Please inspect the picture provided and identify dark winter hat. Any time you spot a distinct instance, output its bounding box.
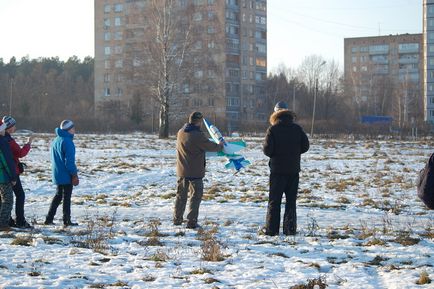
[60,119,74,131]
[2,116,16,129]
[189,111,203,123]
[274,101,288,112]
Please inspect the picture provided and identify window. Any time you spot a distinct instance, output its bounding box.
[256,43,266,53]
[114,46,122,54]
[208,0,215,4]
[104,4,111,13]
[193,12,202,21]
[194,70,203,78]
[207,26,215,34]
[104,46,111,55]
[255,16,266,25]
[430,58,434,66]
[114,31,122,40]
[369,44,389,53]
[104,60,111,69]
[227,38,239,49]
[115,59,123,68]
[104,32,111,41]
[114,4,123,12]
[226,25,239,35]
[183,83,190,94]
[351,46,359,53]
[104,18,110,27]
[256,1,266,11]
[351,56,357,63]
[429,45,434,53]
[208,41,216,49]
[116,87,123,96]
[256,57,266,67]
[226,0,239,6]
[255,30,266,40]
[104,74,110,83]
[104,87,111,96]
[242,70,248,79]
[208,11,215,20]
[430,110,434,117]
[194,41,202,49]
[114,17,122,26]
[227,69,240,77]
[208,70,216,78]
[399,43,419,52]
[255,72,266,80]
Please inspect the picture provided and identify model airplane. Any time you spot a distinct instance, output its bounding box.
[203,118,250,171]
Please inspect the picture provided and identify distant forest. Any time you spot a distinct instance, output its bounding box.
[0,56,95,132]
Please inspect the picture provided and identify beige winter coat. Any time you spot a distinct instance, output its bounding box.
[176,123,223,178]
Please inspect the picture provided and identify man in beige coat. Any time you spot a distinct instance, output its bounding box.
[174,112,223,228]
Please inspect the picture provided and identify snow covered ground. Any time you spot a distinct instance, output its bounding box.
[0,133,433,288]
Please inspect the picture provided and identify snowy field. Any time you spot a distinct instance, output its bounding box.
[0,132,433,289]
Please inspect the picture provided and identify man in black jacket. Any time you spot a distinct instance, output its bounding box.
[262,101,309,236]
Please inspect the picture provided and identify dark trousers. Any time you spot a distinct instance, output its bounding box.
[265,173,299,235]
[173,177,203,226]
[12,176,26,225]
[46,185,73,224]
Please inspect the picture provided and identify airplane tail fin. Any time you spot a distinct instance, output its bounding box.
[225,156,251,171]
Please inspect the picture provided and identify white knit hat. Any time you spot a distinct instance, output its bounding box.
[60,120,74,131]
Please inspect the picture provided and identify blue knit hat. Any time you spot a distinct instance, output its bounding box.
[60,120,74,131]
[2,116,16,129]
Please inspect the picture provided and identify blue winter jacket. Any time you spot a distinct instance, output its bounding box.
[51,128,78,185]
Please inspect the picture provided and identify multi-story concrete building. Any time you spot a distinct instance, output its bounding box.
[344,34,423,126]
[424,0,434,123]
[94,0,267,131]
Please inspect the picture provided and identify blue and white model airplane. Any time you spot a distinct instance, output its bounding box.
[203,118,250,171]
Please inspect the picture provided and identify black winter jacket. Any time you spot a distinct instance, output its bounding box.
[263,110,309,174]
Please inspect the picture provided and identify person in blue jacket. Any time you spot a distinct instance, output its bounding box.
[0,122,17,230]
[44,120,79,226]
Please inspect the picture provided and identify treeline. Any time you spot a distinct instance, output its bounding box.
[266,55,428,137]
[0,56,96,132]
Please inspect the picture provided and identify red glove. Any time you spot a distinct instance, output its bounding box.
[71,175,79,186]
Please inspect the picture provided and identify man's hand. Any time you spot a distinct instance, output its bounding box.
[71,175,79,186]
[27,136,33,145]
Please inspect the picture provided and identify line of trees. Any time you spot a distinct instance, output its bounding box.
[0,56,95,131]
[267,55,355,134]
[0,53,427,135]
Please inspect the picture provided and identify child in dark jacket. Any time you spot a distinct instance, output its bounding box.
[0,122,18,230]
[2,116,33,228]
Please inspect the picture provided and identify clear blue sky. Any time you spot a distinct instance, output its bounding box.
[0,0,422,70]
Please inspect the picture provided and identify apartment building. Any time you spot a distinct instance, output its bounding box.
[94,0,267,131]
[344,34,423,126]
[424,0,434,123]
